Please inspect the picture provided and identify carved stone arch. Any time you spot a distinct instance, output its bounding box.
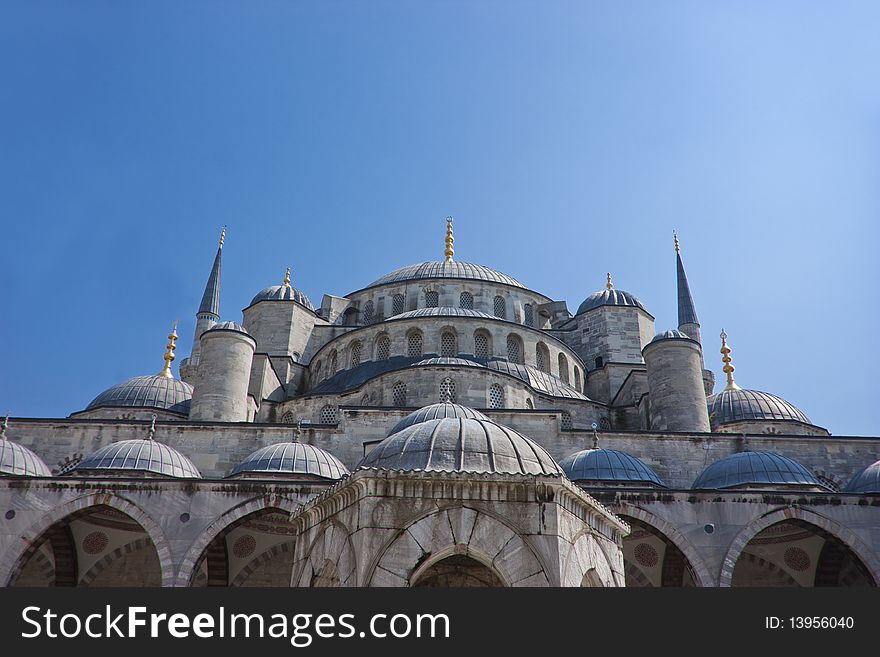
[175,496,301,587]
[560,529,620,587]
[612,503,714,587]
[293,519,357,587]
[230,542,296,587]
[719,507,880,588]
[78,537,155,587]
[0,493,174,587]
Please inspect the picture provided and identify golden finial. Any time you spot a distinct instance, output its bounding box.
[720,329,740,390]
[674,230,680,254]
[283,267,291,287]
[159,321,179,378]
[219,226,226,249]
[444,216,455,262]
[606,272,614,290]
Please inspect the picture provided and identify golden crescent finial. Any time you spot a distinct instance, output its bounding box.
[444,216,455,262]
[283,267,291,287]
[720,329,740,390]
[674,230,680,254]
[159,322,179,378]
[606,272,613,290]
[219,226,226,249]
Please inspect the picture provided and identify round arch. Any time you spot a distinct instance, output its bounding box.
[0,493,175,587]
[292,519,357,587]
[719,507,880,588]
[409,545,509,587]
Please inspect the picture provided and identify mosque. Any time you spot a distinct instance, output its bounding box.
[0,219,878,587]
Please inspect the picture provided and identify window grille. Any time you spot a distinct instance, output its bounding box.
[536,347,547,372]
[407,331,423,358]
[376,335,390,361]
[393,382,407,407]
[507,335,522,364]
[474,332,489,359]
[362,300,374,324]
[439,378,456,403]
[560,412,572,430]
[489,384,504,409]
[392,294,405,316]
[493,296,506,319]
[441,332,457,357]
[524,304,533,326]
[350,341,362,368]
[319,405,338,424]
[425,291,439,308]
[460,291,473,309]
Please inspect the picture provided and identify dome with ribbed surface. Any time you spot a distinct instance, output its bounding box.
[576,289,646,315]
[250,285,315,311]
[559,449,665,487]
[707,388,811,428]
[692,451,826,490]
[73,440,201,478]
[85,375,193,415]
[412,357,484,368]
[363,261,526,290]
[0,439,52,477]
[206,321,250,335]
[229,442,348,480]
[360,416,561,475]
[650,329,694,343]
[387,403,491,437]
[845,460,880,493]
[392,307,498,321]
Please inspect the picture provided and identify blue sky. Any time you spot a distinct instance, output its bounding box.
[0,1,877,435]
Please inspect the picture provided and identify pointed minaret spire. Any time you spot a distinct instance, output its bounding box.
[444,217,455,262]
[198,227,224,317]
[674,231,701,345]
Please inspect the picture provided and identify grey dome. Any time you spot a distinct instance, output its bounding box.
[250,285,315,311]
[845,460,880,493]
[576,289,646,316]
[206,321,250,335]
[708,388,811,428]
[0,439,52,477]
[359,416,562,476]
[650,329,694,343]
[559,448,665,487]
[393,307,497,321]
[412,357,484,368]
[73,439,201,478]
[229,442,348,480]
[365,261,526,290]
[485,360,589,400]
[692,451,826,490]
[387,403,491,437]
[85,375,193,415]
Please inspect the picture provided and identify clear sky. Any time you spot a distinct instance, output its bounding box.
[1,1,877,435]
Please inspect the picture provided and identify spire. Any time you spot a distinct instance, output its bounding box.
[159,322,179,378]
[719,329,740,391]
[444,216,455,262]
[606,272,613,290]
[283,267,291,287]
[675,232,700,328]
[198,227,224,317]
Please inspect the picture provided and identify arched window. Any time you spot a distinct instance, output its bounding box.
[574,366,581,392]
[407,330,423,358]
[319,405,338,424]
[506,334,523,364]
[349,341,362,368]
[474,330,491,359]
[489,384,504,409]
[425,290,439,308]
[392,294,405,316]
[560,411,572,430]
[525,398,534,409]
[595,356,604,369]
[558,353,569,383]
[281,411,296,424]
[535,343,550,373]
[393,382,407,407]
[375,334,390,361]
[342,307,358,326]
[441,331,457,358]
[329,350,338,374]
[314,359,323,380]
[524,304,534,326]
[460,291,473,310]
[599,417,612,430]
[493,296,506,319]
[439,377,456,403]
[362,300,374,324]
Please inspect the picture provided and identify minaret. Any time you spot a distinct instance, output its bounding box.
[180,228,224,383]
[674,232,715,394]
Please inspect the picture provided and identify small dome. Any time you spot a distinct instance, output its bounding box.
[0,439,52,477]
[250,285,315,311]
[229,442,348,480]
[387,403,491,437]
[708,388,811,428]
[692,451,826,490]
[206,321,250,335]
[392,307,498,321]
[559,449,665,487]
[85,375,193,415]
[73,440,201,478]
[412,357,484,368]
[650,329,694,343]
[363,261,526,291]
[576,289,646,316]
[845,460,880,493]
[360,416,561,476]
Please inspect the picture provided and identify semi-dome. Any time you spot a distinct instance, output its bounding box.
[0,439,52,477]
[576,288,646,316]
[363,261,526,291]
[392,307,498,321]
[206,321,250,335]
[412,357,484,368]
[387,402,491,437]
[250,285,315,311]
[707,388,811,428]
[229,442,348,480]
[73,439,201,478]
[692,451,826,490]
[650,329,694,343]
[85,375,193,415]
[845,460,880,493]
[360,415,561,476]
[559,448,665,487]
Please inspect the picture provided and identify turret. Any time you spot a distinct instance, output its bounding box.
[675,233,715,394]
[642,330,711,432]
[188,321,256,422]
[180,228,224,383]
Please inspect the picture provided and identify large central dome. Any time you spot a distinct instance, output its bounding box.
[363,261,526,290]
